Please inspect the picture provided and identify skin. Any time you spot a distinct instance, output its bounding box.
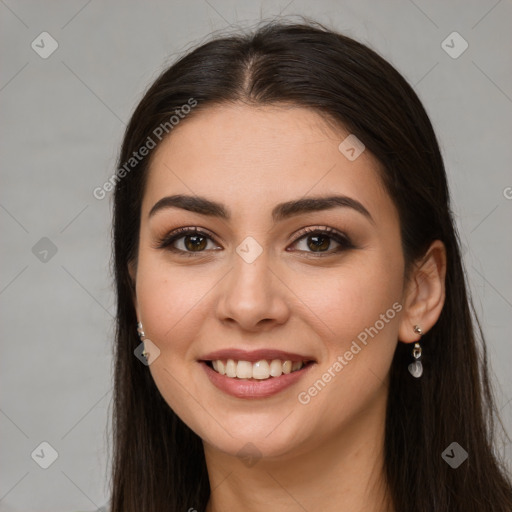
[130,103,446,512]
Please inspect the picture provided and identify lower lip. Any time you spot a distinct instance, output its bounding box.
[200,361,315,399]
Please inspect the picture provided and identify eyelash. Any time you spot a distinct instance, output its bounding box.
[154,226,355,257]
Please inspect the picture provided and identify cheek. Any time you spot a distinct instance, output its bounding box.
[297,254,403,395]
[134,256,214,425]
[290,263,403,437]
[297,253,404,344]
[135,258,208,352]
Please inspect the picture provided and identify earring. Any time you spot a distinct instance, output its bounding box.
[137,321,149,360]
[408,325,423,378]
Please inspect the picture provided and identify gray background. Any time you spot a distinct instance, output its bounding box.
[1,1,511,510]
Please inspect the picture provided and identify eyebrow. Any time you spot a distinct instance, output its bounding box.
[148,194,374,224]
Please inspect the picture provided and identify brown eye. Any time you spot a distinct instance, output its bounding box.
[305,233,331,252]
[155,227,219,256]
[289,227,354,256]
[156,226,353,257]
[182,233,208,252]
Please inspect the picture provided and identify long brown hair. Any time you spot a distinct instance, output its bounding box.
[109,19,512,511]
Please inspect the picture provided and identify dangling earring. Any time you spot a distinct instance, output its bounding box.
[137,321,149,360]
[408,325,423,378]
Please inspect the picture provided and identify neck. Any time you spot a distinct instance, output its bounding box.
[203,389,393,512]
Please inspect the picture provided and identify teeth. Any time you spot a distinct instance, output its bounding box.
[236,360,252,379]
[291,361,302,372]
[210,358,306,380]
[225,359,237,378]
[269,359,283,377]
[252,360,270,380]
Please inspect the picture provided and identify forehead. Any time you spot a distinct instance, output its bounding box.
[141,103,395,225]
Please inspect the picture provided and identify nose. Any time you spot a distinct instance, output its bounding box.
[214,245,290,332]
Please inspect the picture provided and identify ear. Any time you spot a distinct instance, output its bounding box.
[128,259,140,319]
[398,240,447,343]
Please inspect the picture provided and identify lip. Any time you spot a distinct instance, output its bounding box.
[199,348,316,363]
[200,360,316,399]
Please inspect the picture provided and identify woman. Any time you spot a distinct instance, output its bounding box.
[107,19,512,511]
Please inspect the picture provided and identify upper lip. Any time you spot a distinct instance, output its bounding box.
[199,348,316,363]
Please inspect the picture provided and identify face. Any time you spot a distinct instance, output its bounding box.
[131,103,406,460]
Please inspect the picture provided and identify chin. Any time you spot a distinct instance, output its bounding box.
[198,419,312,462]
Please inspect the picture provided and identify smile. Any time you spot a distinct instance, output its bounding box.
[206,358,309,380]
[200,359,316,399]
